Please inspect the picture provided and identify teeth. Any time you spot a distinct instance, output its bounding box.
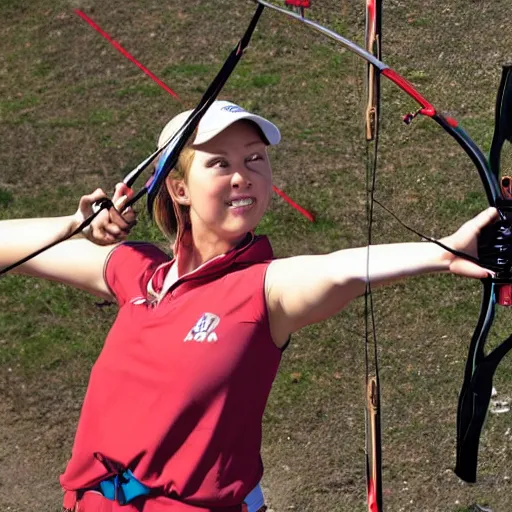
[230,198,254,207]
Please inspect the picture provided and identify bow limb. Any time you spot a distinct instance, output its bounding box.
[255,0,502,208]
[455,278,512,482]
[490,66,512,183]
[455,278,496,483]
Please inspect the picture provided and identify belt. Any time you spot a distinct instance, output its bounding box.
[63,454,261,511]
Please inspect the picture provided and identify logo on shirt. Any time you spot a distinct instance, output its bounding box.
[221,105,246,114]
[184,313,220,343]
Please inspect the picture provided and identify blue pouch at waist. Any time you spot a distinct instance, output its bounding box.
[98,469,151,505]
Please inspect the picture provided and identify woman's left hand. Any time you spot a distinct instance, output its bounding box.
[440,207,500,278]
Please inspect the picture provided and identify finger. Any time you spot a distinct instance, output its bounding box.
[92,224,121,245]
[114,194,128,210]
[109,207,133,232]
[116,182,134,197]
[103,223,130,239]
[472,207,499,231]
[452,258,495,279]
[91,207,112,227]
[120,206,137,225]
[79,188,108,211]
[113,183,135,206]
[104,222,122,236]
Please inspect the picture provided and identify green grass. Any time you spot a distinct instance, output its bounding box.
[1,1,512,511]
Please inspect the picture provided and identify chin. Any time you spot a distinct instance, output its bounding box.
[221,224,256,242]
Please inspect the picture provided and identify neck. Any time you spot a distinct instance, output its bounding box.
[174,228,250,277]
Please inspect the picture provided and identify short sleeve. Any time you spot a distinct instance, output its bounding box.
[104,242,170,306]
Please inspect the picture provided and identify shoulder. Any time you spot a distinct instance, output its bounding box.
[105,242,171,304]
[106,241,169,276]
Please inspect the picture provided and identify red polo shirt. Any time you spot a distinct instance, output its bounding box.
[60,235,282,511]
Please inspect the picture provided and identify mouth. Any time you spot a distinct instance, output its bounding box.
[227,197,255,208]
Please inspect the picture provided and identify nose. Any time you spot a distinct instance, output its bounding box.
[231,169,252,189]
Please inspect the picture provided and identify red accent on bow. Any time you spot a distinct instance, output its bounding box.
[367,478,379,512]
[285,0,311,7]
[75,10,181,101]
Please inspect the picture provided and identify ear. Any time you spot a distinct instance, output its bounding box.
[165,177,190,206]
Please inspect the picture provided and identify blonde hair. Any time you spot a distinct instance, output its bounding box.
[152,144,195,245]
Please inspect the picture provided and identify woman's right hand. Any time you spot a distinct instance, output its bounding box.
[75,183,137,245]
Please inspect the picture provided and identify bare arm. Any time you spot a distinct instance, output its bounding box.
[0,215,119,300]
[265,209,498,347]
[1,185,136,300]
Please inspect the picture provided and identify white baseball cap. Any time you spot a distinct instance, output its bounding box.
[157,100,281,149]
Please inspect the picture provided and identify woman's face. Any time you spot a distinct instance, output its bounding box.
[177,121,273,244]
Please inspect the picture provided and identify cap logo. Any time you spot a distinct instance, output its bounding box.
[221,105,246,113]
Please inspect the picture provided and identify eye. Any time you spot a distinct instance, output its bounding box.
[208,158,229,169]
[246,153,263,163]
